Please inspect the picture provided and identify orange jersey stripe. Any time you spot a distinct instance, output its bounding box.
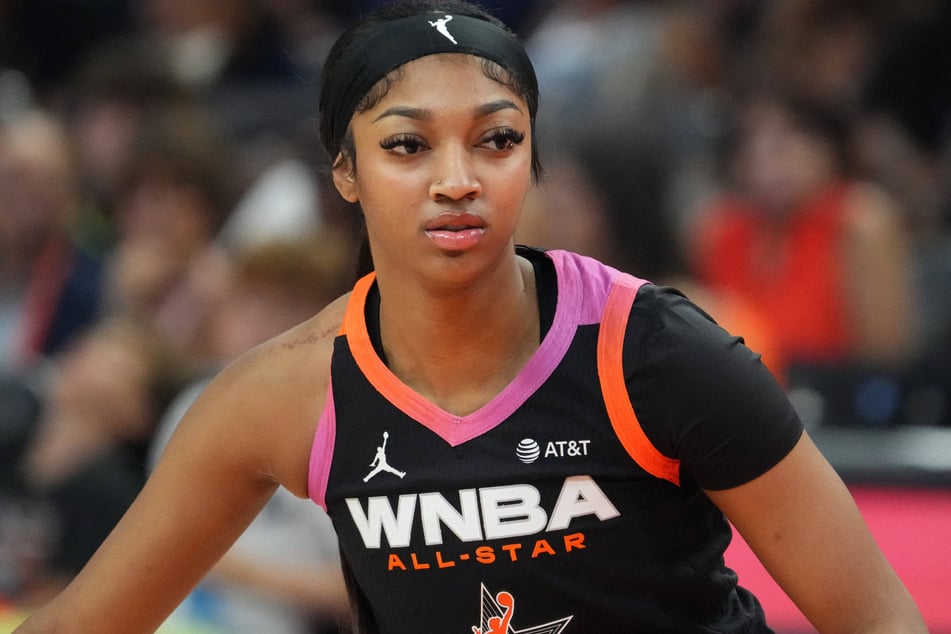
[342,272,428,417]
[598,276,681,486]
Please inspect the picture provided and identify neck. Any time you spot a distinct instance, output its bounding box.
[375,254,539,415]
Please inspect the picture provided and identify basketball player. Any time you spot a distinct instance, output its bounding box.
[15,1,926,632]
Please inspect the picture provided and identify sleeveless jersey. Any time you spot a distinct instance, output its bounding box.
[309,248,796,633]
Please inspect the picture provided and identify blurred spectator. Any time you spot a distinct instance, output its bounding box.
[525,0,730,281]
[135,0,319,147]
[260,0,342,70]
[688,89,917,386]
[693,0,949,427]
[63,37,195,245]
[138,0,299,89]
[741,0,881,115]
[516,152,621,267]
[856,1,951,359]
[63,30,331,265]
[219,153,325,254]
[0,316,180,608]
[203,236,351,360]
[0,372,41,489]
[103,104,237,371]
[0,109,104,377]
[860,53,951,427]
[149,236,353,634]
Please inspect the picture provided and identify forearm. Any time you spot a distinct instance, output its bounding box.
[811,571,927,634]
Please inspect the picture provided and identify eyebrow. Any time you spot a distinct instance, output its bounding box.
[372,99,524,123]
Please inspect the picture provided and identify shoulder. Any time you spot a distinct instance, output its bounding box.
[183,293,350,497]
[218,292,347,397]
[622,284,751,410]
[627,283,778,392]
[628,284,727,357]
[625,285,802,488]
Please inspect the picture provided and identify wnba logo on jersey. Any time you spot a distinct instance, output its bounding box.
[345,475,620,549]
[517,438,591,463]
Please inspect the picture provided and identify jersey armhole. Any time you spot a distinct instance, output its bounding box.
[597,275,682,486]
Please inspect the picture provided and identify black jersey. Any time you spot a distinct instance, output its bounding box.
[308,247,802,633]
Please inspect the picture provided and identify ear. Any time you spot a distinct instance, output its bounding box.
[331,153,359,203]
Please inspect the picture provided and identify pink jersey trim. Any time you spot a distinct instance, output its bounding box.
[307,376,336,509]
[549,249,619,326]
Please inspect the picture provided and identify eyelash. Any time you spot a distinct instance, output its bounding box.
[380,134,426,154]
[483,128,526,151]
[379,128,526,155]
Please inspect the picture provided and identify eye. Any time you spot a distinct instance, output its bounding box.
[380,134,428,155]
[480,128,526,151]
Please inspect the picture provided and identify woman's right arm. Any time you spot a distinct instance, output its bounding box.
[14,311,338,633]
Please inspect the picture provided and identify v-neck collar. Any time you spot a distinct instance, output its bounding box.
[341,250,583,446]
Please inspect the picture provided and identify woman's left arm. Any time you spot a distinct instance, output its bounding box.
[706,432,927,634]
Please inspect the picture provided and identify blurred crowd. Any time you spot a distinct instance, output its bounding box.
[0,0,949,632]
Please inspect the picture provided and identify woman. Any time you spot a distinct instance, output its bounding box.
[15,1,925,632]
[689,89,916,381]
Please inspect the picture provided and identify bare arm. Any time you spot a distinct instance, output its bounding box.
[706,432,926,634]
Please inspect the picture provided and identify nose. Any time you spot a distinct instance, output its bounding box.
[430,143,481,201]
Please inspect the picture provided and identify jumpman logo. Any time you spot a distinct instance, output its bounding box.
[428,14,458,44]
[363,431,406,482]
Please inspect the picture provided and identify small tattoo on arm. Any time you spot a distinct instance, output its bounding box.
[282,326,336,350]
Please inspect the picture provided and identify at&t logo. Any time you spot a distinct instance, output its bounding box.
[516,438,591,464]
[516,438,540,463]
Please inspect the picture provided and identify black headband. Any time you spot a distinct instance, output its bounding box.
[321,13,537,153]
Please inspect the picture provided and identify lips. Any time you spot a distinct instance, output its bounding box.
[424,211,485,232]
[424,212,487,251]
